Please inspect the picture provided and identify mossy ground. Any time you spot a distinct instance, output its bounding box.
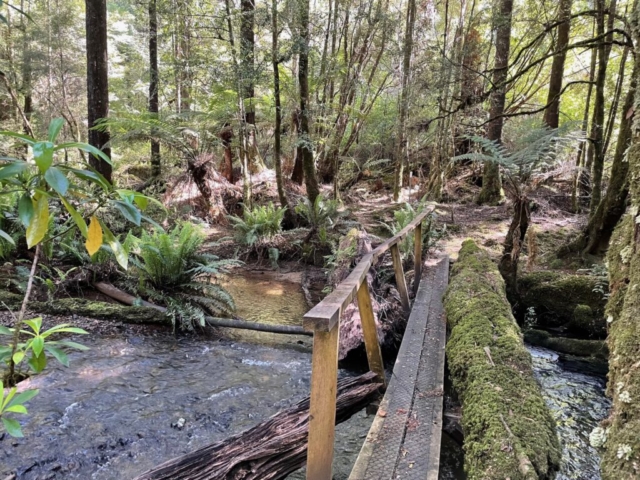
[444,240,561,479]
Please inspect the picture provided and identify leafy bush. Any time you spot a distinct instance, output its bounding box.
[128,222,238,331]
[295,194,352,244]
[228,202,285,246]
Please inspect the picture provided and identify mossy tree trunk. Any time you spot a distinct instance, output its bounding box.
[445,241,561,479]
[597,5,640,475]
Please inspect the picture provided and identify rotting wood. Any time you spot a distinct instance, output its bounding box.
[92,282,312,336]
[132,372,382,480]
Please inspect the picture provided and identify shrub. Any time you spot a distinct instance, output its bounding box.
[128,222,238,331]
[228,202,285,246]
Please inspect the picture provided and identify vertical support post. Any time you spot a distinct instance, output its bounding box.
[356,279,386,386]
[413,222,422,295]
[306,325,339,480]
[390,243,411,313]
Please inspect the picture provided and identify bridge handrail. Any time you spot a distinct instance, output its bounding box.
[304,204,436,480]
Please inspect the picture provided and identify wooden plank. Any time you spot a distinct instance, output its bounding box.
[356,280,386,386]
[306,325,340,480]
[303,254,373,332]
[413,222,422,296]
[390,243,410,313]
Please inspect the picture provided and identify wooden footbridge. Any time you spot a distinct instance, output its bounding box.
[303,206,449,480]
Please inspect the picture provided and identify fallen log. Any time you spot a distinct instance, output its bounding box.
[92,282,313,336]
[133,372,382,480]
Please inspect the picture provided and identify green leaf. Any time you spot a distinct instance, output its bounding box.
[4,404,27,414]
[60,196,88,238]
[48,118,65,142]
[99,220,128,270]
[55,143,112,166]
[31,336,44,357]
[23,317,42,334]
[68,168,110,191]
[0,325,11,335]
[44,346,69,367]
[0,130,35,145]
[12,351,25,365]
[44,167,69,195]
[51,340,89,351]
[0,161,28,180]
[0,229,15,246]
[28,350,47,373]
[41,325,88,336]
[32,141,55,173]
[1,417,23,438]
[18,193,34,228]
[7,389,39,408]
[113,200,141,226]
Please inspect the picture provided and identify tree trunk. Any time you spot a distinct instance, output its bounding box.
[543,0,572,128]
[498,196,530,299]
[393,0,416,202]
[580,60,637,255]
[478,0,514,205]
[218,124,235,183]
[149,0,161,179]
[174,0,191,113]
[271,0,289,213]
[85,0,112,183]
[588,0,617,215]
[298,0,320,203]
[241,0,265,174]
[132,372,381,480]
[290,109,304,185]
[603,45,629,158]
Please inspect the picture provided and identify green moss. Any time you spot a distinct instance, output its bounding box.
[523,329,608,360]
[516,271,607,338]
[0,290,169,325]
[599,212,640,478]
[445,240,561,479]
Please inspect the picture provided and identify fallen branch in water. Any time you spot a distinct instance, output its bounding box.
[132,372,382,480]
[93,282,312,336]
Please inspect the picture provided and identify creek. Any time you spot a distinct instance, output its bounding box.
[0,271,610,479]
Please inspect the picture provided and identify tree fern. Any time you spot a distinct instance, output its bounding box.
[228,202,286,246]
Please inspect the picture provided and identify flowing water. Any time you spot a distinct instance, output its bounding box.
[0,271,611,480]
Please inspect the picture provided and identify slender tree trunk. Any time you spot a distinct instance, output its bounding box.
[241,0,265,173]
[298,0,320,203]
[85,0,112,183]
[218,124,235,183]
[603,45,629,158]
[20,0,32,134]
[588,0,617,215]
[478,0,514,205]
[149,0,161,179]
[290,109,304,184]
[272,0,289,212]
[174,0,191,113]
[393,0,416,202]
[543,0,572,128]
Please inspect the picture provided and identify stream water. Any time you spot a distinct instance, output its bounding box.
[0,272,611,480]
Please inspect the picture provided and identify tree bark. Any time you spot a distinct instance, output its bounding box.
[290,109,304,185]
[149,0,161,179]
[85,0,112,183]
[478,0,514,205]
[218,124,235,183]
[543,0,572,128]
[298,0,320,203]
[393,0,416,202]
[132,372,381,480]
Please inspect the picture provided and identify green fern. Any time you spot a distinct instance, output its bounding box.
[228,202,286,246]
[128,222,238,331]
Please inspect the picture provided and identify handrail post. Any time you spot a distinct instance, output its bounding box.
[413,222,422,295]
[390,243,411,313]
[306,325,339,480]
[356,280,386,386]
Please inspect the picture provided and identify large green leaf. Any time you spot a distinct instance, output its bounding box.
[0,130,35,145]
[1,417,23,438]
[0,229,15,246]
[28,350,47,373]
[68,168,110,191]
[18,193,34,227]
[31,336,44,357]
[55,143,112,166]
[44,166,69,195]
[60,196,88,238]
[0,161,28,180]
[44,345,69,367]
[99,220,128,270]
[32,141,55,173]
[113,200,141,226]
[25,196,49,249]
[48,118,65,142]
[7,389,39,408]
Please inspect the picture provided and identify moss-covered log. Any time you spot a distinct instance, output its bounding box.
[444,240,561,479]
[523,329,608,360]
[0,290,168,324]
[515,271,607,338]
